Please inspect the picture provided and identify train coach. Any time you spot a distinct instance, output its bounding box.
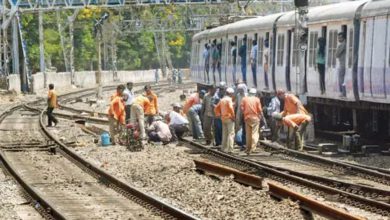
[190,0,390,140]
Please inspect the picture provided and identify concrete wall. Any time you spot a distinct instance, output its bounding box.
[9,68,190,93]
[7,74,21,92]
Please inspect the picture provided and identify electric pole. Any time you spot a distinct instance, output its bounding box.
[94,12,109,99]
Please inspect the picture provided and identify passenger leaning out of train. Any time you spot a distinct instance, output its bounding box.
[108,85,126,144]
[214,87,235,153]
[272,113,311,151]
[276,89,308,116]
[241,88,263,155]
[238,37,247,83]
[336,32,347,97]
[144,85,159,125]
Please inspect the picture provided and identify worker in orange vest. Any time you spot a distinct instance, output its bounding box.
[241,88,263,155]
[108,85,126,144]
[131,95,152,140]
[276,89,308,116]
[272,113,311,151]
[144,85,159,125]
[214,87,235,153]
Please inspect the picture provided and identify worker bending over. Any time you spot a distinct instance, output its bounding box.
[147,116,172,145]
[214,87,235,153]
[108,85,126,144]
[130,95,152,140]
[273,113,311,151]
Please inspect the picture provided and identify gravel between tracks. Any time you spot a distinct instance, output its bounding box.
[72,144,305,220]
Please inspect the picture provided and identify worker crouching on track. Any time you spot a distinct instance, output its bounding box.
[241,88,263,155]
[214,87,235,153]
[144,85,159,125]
[146,116,172,145]
[47,83,59,127]
[130,95,152,141]
[108,85,126,144]
[183,90,206,135]
[272,113,311,151]
[167,103,189,141]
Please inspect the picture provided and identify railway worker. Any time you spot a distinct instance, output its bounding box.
[317,37,326,95]
[277,89,308,116]
[201,85,216,145]
[47,83,59,127]
[130,95,152,140]
[272,113,311,151]
[213,82,227,146]
[144,85,159,125]
[167,103,189,141]
[250,39,258,87]
[123,82,134,124]
[188,104,205,141]
[238,37,247,83]
[214,87,235,153]
[203,43,210,84]
[183,90,206,133]
[146,115,172,145]
[241,88,263,155]
[108,85,126,144]
[336,32,347,97]
[231,41,237,84]
[266,92,281,142]
[263,39,270,90]
[234,82,248,150]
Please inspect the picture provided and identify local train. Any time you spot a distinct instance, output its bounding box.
[190,0,390,139]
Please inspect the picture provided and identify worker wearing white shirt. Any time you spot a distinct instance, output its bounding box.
[167,103,189,141]
[123,82,135,123]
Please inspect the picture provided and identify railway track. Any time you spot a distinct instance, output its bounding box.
[0,85,198,220]
[181,138,390,217]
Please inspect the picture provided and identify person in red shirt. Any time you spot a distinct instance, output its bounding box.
[214,87,235,153]
[108,85,126,144]
[241,88,263,154]
[273,113,311,151]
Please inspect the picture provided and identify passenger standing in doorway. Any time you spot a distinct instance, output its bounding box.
[211,40,219,84]
[47,83,59,127]
[231,41,237,84]
[250,39,258,87]
[203,44,210,84]
[263,39,270,90]
[217,43,222,81]
[239,37,247,83]
[123,82,134,124]
[317,37,326,94]
[336,32,346,97]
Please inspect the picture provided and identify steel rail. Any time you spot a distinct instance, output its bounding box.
[193,158,364,220]
[260,140,390,185]
[182,138,390,216]
[26,104,199,220]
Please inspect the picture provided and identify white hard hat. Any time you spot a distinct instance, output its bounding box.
[249,88,257,94]
[226,87,234,94]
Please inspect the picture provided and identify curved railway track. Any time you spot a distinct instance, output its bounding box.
[0,85,198,220]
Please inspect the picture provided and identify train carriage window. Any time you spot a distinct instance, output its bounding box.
[327,30,338,68]
[277,34,285,66]
[348,28,354,68]
[309,31,318,67]
[258,37,264,66]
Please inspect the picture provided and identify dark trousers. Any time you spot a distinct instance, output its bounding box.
[204,61,210,83]
[47,107,58,126]
[148,131,161,142]
[241,63,247,83]
[214,118,222,146]
[125,105,131,124]
[169,124,189,141]
[251,63,257,87]
[317,63,325,94]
